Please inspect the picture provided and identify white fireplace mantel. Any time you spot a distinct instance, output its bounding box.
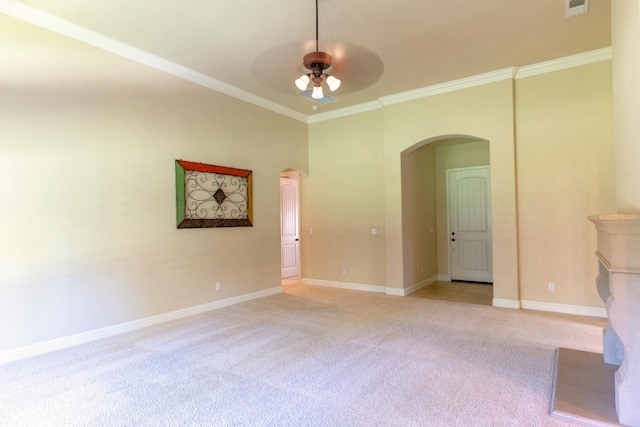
[589,213,640,427]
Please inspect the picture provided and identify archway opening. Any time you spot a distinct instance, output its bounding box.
[400,135,492,303]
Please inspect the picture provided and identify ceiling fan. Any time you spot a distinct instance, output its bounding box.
[250,0,383,107]
[294,0,341,100]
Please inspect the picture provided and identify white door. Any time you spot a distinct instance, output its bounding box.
[280,177,300,278]
[448,167,493,283]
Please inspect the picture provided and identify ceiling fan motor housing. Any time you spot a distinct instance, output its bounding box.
[303,51,333,75]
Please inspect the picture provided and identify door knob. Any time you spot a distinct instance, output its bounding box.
[295,238,299,241]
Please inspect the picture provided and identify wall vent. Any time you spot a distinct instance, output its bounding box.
[566,0,589,17]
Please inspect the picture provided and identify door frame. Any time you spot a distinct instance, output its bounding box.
[446,165,493,283]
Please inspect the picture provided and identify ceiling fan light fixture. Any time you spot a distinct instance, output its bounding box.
[295,0,341,101]
[311,86,324,99]
[326,75,341,91]
[295,74,310,90]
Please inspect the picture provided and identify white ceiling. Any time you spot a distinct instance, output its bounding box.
[2,0,612,118]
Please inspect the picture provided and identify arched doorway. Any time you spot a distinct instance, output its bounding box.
[400,135,492,296]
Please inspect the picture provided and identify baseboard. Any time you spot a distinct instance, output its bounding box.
[0,286,282,365]
[300,278,386,293]
[493,298,521,309]
[385,287,406,296]
[438,275,452,282]
[491,298,607,318]
[404,275,439,296]
[301,276,438,297]
[521,300,607,318]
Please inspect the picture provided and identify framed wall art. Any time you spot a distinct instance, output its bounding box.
[175,160,253,228]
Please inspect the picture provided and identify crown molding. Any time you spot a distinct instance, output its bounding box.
[515,47,612,79]
[379,67,518,107]
[308,67,518,123]
[0,0,308,123]
[307,101,382,124]
[309,46,611,123]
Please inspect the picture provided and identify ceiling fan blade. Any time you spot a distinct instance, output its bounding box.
[251,40,383,96]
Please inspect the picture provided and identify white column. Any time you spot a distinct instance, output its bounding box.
[611,0,640,212]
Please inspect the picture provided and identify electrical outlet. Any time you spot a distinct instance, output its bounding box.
[341,266,347,274]
[548,282,555,292]
[421,266,424,273]
[216,282,221,291]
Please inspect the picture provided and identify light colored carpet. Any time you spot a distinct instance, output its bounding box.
[0,284,606,426]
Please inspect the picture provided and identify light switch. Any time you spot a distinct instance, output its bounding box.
[309,228,314,235]
[371,228,378,235]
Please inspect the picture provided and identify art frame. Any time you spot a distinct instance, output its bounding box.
[175,160,253,229]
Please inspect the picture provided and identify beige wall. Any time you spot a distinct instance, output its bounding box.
[401,145,437,286]
[435,141,490,278]
[0,16,308,351]
[302,110,387,286]
[514,61,615,306]
[611,0,640,212]
[306,64,614,309]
